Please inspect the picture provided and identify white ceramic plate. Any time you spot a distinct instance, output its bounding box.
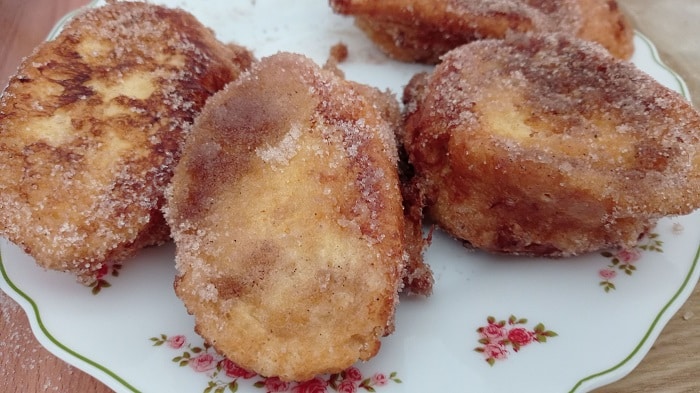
[1,1,698,392]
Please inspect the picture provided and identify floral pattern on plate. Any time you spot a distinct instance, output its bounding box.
[0,6,696,391]
[474,315,558,366]
[89,262,122,295]
[598,232,664,292]
[150,334,401,393]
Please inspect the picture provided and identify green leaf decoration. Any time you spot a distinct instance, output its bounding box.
[151,332,403,392]
[475,317,558,366]
[328,372,340,388]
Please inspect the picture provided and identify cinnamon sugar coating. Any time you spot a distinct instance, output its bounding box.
[330,0,634,63]
[0,1,252,282]
[402,33,700,256]
[166,53,413,381]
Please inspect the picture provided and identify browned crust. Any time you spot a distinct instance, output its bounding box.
[330,0,634,63]
[576,0,634,59]
[401,33,700,256]
[0,1,252,282]
[167,53,408,381]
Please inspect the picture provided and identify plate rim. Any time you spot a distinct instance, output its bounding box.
[0,249,141,393]
[567,31,697,391]
[0,3,697,393]
[568,237,700,392]
[634,32,691,99]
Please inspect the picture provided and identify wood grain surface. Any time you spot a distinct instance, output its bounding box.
[0,1,698,392]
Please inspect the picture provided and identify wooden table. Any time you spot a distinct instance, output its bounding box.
[0,1,698,392]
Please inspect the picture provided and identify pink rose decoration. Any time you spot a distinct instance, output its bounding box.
[152,334,400,391]
[265,377,291,392]
[507,327,534,347]
[371,373,388,386]
[166,335,186,349]
[189,353,217,372]
[480,323,507,341]
[617,248,641,264]
[222,359,257,379]
[483,343,508,360]
[344,367,363,382]
[337,380,357,393]
[475,315,557,365]
[292,377,328,393]
[95,263,109,279]
[599,268,617,280]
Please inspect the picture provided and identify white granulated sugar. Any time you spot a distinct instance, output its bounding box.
[43,380,60,391]
[0,291,20,325]
[256,122,303,167]
[672,222,685,235]
[198,283,219,302]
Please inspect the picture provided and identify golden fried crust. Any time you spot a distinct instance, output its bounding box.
[398,172,434,295]
[396,133,434,295]
[576,0,634,59]
[402,34,700,256]
[166,53,406,381]
[330,0,634,63]
[353,75,434,296]
[0,1,253,282]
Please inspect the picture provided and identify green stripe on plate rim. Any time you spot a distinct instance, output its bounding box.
[5,4,698,392]
[5,4,136,392]
[635,31,691,100]
[569,239,700,392]
[0,251,141,393]
[571,32,697,393]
